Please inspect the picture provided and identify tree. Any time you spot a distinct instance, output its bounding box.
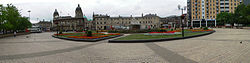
[234,4,249,25]
[216,12,234,25]
[0,4,4,31]
[0,4,32,34]
[217,4,250,26]
[5,4,21,31]
[17,17,31,30]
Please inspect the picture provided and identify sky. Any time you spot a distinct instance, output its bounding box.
[0,0,187,23]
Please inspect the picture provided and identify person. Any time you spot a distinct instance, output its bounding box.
[14,31,16,37]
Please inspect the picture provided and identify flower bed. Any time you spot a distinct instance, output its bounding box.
[54,33,74,36]
[149,30,180,33]
[54,33,121,39]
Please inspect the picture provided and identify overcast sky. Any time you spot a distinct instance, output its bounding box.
[0,0,187,23]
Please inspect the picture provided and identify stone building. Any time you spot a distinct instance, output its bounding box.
[160,14,189,29]
[37,20,52,31]
[85,20,95,30]
[93,13,161,30]
[160,15,181,29]
[52,4,87,31]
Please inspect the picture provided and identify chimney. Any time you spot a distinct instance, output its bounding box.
[130,15,132,17]
[142,13,144,17]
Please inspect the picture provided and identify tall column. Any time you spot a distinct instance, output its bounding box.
[215,20,217,27]
[191,21,193,27]
[200,20,202,27]
[206,20,208,27]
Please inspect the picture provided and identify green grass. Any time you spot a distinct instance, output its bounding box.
[115,32,209,40]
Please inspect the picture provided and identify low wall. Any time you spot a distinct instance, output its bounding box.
[0,32,31,38]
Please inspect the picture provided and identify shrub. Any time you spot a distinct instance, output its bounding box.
[86,31,92,37]
[200,27,203,29]
[190,27,193,29]
[59,30,63,34]
[203,27,208,30]
[171,29,174,31]
[108,30,118,33]
[159,29,167,32]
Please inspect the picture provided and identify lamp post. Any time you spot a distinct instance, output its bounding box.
[55,22,58,36]
[178,5,186,37]
[28,10,31,21]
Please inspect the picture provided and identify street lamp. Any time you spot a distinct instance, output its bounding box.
[178,5,186,37]
[28,10,31,21]
[55,22,58,36]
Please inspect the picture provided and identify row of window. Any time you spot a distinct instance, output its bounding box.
[95,17,156,21]
[96,21,154,24]
[96,25,157,30]
[193,16,216,19]
[58,21,83,25]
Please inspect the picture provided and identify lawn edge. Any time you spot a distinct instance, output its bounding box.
[108,31,215,43]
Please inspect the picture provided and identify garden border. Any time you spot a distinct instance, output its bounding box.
[52,34,123,42]
[108,31,215,43]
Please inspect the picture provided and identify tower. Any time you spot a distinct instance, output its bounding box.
[53,9,59,19]
[75,4,83,18]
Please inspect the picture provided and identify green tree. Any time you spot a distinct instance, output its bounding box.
[5,4,21,31]
[17,17,31,30]
[0,4,5,31]
[0,4,32,34]
[234,4,248,24]
[216,12,234,25]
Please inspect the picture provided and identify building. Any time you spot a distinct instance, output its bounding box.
[160,15,189,29]
[188,0,243,27]
[160,15,181,28]
[244,0,250,5]
[37,20,52,31]
[85,19,95,30]
[93,13,161,30]
[52,4,87,31]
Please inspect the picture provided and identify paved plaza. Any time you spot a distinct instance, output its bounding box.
[0,28,249,63]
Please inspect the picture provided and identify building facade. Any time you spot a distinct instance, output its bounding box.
[53,4,87,31]
[160,16,181,28]
[93,14,161,30]
[37,20,52,31]
[243,0,250,5]
[188,0,243,27]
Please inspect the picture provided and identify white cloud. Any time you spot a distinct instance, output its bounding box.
[0,0,187,23]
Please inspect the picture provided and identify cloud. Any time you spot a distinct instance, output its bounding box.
[0,0,187,23]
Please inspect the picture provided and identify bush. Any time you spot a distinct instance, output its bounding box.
[171,29,174,31]
[190,27,193,29]
[86,31,92,37]
[200,27,203,29]
[59,30,63,34]
[159,29,167,32]
[203,27,208,30]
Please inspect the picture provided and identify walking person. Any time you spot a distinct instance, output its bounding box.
[14,31,16,37]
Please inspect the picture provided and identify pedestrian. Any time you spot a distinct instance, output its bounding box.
[14,31,16,37]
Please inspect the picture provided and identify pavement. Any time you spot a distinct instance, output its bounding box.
[0,28,249,63]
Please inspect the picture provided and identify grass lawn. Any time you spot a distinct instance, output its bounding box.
[115,32,210,40]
